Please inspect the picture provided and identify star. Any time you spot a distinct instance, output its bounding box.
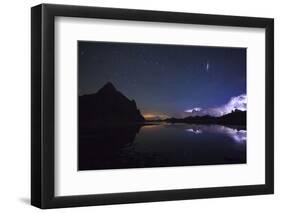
[206,61,210,72]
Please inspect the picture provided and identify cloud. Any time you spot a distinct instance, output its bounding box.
[185,94,246,117]
[185,107,202,113]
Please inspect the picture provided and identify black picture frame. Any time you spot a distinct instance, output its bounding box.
[31,3,274,209]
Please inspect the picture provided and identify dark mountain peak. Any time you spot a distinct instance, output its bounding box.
[79,82,145,126]
[97,82,116,93]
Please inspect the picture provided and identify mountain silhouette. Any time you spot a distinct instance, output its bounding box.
[165,109,246,125]
[218,109,246,125]
[79,82,145,126]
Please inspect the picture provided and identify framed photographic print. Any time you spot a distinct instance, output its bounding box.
[31,3,274,209]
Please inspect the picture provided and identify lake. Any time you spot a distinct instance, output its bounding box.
[78,123,246,170]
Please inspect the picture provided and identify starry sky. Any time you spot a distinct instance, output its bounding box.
[78,41,246,118]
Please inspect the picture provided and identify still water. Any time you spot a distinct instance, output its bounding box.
[78,123,246,170]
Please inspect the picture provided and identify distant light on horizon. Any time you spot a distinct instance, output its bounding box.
[143,113,168,120]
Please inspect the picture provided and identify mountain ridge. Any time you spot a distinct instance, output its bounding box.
[164,109,246,125]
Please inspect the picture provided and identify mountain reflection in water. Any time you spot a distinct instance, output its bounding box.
[79,123,246,170]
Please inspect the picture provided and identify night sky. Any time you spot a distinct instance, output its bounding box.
[78,41,246,119]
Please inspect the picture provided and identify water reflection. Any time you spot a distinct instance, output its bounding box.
[185,124,246,143]
[79,123,246,170]
[186,128,203,134]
